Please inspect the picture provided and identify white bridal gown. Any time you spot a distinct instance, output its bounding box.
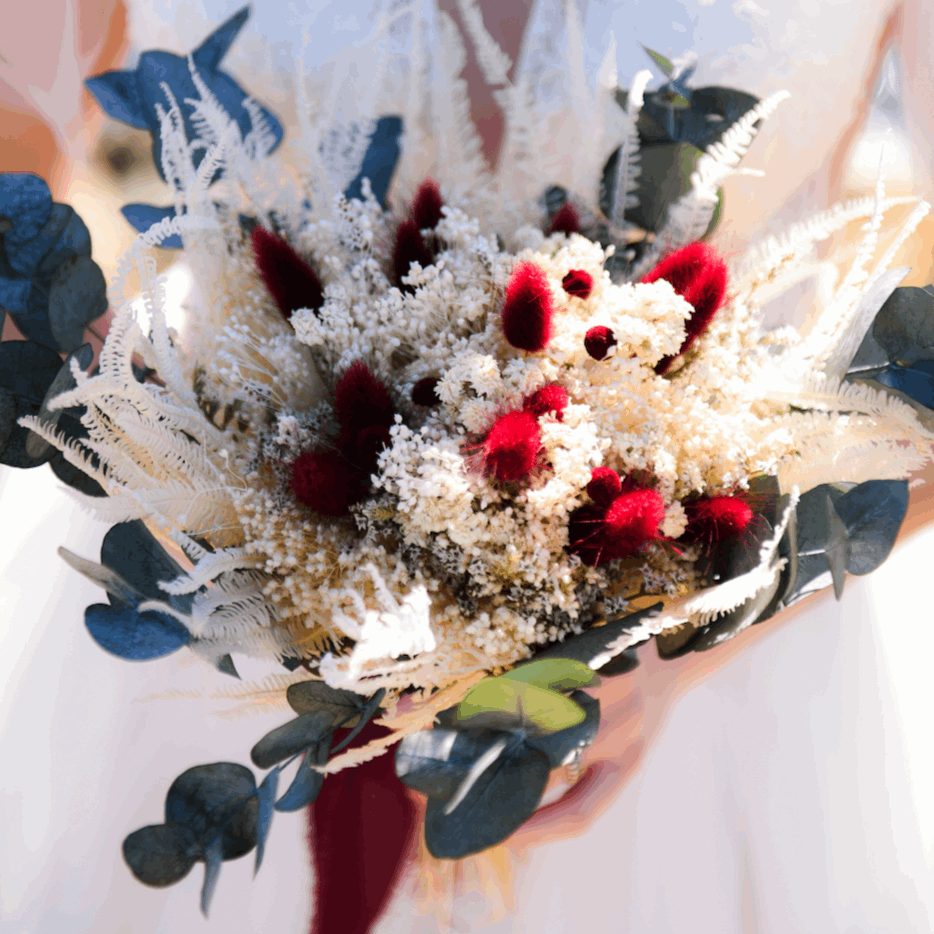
[2,1,934,931]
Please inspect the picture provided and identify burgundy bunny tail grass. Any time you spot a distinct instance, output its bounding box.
[393,219,434,293]
[549,202,579,235]
[501,262,554,352]
[642,242,728,375]
[412,178,444,231]
[251,226,325,319]
[308,722,419,934]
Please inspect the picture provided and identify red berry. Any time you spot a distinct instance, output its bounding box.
[585,467,622,506]
[524,384,568,420]
[411,377,441,407]
[251,226,324,319]
[549,202,579,236]
[290,451,363,516]
[562,269,593,299]
[393,219,434,293]
[641,242,728,375]
[334,361,395,437]
[412,178,444,231]
[584,326,617,361]
[502,262,554,353]
[482,410,542,482]
[683,494,753,545]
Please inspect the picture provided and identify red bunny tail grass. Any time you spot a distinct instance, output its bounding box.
[682,494,753,546]
[524,384,569,420]
[411,377,441,407]
[412,178,444,231]
[568,487,665,567]
[584,325,617,361]
[290,451,363,516]
[549,202,579,236]
[502,262,554,352]
[393,219,434,293]
[308,722,419,934]
[251,226,325,319]
[585,466,622,506]
[562,268,593,299]
[334,361,396,436]
[641,243,728,375]
[482,409,542,482]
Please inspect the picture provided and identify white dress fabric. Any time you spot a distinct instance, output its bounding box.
[3,1,934,931]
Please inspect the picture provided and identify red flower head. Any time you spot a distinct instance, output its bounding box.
[682,494,753,546]
[502,262,554,353]
[251,226,324,320]
[481,409,542,483]
[568,469,665,567]
[393,219,434,293]
[562,268,593,299]
[290,450,364,516]
[549,202,579,236]
[524,384,569,421]
[584,325,617,361]
[641,242,728,375]
[412,178,444,231]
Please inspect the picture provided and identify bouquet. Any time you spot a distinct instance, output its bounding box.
[3,3,933,930]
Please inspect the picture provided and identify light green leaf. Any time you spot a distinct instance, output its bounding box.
[642,45,674,77]
[502,657,599,691]
[456,677,587,733]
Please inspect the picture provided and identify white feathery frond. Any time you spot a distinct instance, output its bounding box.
[634,90,789,275]
[611,69,651,226]
[454,0,511,86]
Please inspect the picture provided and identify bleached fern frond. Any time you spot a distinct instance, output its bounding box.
[455,0,511,86]
[161,548,266,594]
[610,69,651,226]
[736,194,919,289]
[634,91,790,275]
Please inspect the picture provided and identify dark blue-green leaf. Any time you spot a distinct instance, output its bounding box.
[833,479,909,575]
[192,5,250,72]
[200,836,223,917]
[84,71,148,129]
[84,603,190,660]
[250,711,335,769]
[120,205,182,248]
[275,740,328,812]
[254,769,278,874]
[123,822,200,887]
[424,736,550,859]
[525,691,600,769]
[47,255,107,352]
[165,762,258,861]
[0,173,53,247]
[344,116,403,208]
[286,681,364,724]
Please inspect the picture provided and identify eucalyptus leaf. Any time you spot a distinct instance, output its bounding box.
[84,603,190,661]
[456,678,586,733]
[533,603,663,670]
[0,388,15,456]
[250,711,335,769]
[343,116,403,209]
[501,657,598,691]
[642,45,674,77]
[286,680,363,725]
[164,763,258,861]
[424,737,550,859]
[214,654,240,679]
[0,173,53,249]
[832,479,908,575]
[870,284,934,366]
[329,688,386,754]
[192,4,250,72]
[83,71,148,129]
[25,343,94,460]
[525,691,600,769]
[120,205,182,248]
[200,836,223,917]
[784,485,849,606]
[100,520,194,614]
[254,769,278,874]
[275,740,329,812]
[46,255,107,351]
[395,729,499,802]
[123,822,200,887]
[0,340,66,467]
